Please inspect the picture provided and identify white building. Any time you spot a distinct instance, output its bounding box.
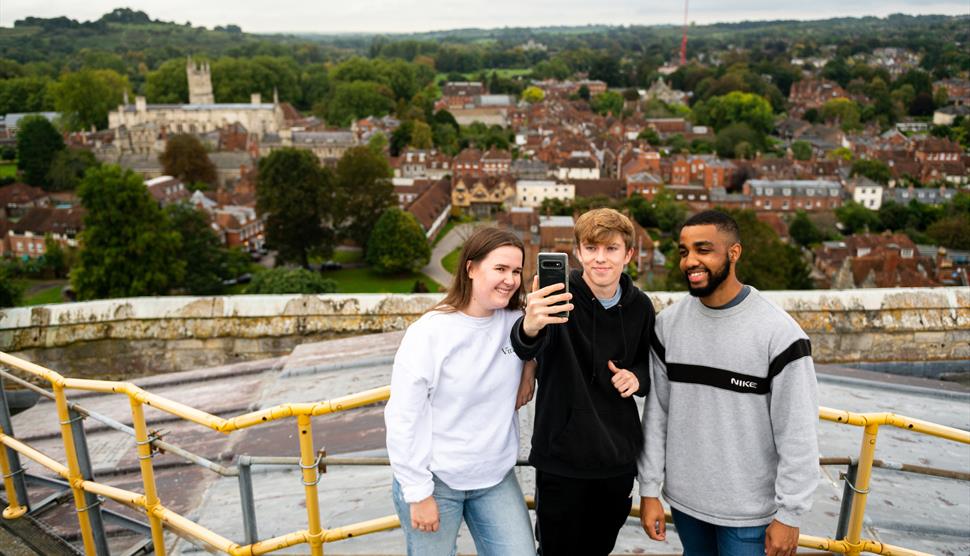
[516,180,575,208]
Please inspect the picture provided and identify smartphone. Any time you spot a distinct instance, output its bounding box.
[537,252,569,319]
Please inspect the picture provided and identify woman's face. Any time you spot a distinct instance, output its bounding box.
[465,245,523,317]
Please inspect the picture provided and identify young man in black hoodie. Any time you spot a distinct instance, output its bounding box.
[511,208,655,555]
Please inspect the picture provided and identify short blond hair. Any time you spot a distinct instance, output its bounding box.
[574,208,635,250]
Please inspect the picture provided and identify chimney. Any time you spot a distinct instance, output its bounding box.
[251,93,262,105]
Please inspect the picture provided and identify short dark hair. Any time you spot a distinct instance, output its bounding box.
[682,210,741,244]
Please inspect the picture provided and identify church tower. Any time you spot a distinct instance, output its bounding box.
[187,57,214,105]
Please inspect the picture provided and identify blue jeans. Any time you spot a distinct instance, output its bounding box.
[671,507,767,556]
[392,470,536,556]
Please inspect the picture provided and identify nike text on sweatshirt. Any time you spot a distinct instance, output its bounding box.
[637,288,820,528]
[385,309,524,503]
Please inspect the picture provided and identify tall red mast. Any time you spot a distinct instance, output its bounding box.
[680,0,689,66]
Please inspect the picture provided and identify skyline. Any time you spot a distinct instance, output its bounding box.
[0,1,967,35]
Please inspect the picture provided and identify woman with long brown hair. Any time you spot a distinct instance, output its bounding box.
[385,227,536,555]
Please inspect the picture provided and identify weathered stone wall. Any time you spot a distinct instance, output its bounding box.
[0,288,967,377]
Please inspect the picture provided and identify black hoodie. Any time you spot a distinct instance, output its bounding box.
[511,270,655,479]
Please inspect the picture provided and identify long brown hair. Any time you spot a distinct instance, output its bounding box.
[436,227,525,313]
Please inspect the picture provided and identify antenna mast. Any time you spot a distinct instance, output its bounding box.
[680,0,689,66]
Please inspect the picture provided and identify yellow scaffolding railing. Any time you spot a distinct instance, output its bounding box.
[0,350,968,556]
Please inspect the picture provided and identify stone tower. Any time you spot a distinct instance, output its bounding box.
[186,57,214,105]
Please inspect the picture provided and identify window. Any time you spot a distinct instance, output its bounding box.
[764,201,772,209]
[901,248,914,258]
[857,247,871,257]
[782,188,792,196]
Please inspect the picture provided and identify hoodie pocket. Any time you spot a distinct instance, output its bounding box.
[548,408,638,469]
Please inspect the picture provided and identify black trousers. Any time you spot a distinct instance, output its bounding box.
[534,470,635,556]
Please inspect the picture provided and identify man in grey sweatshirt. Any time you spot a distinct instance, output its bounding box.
[638,210,819,556]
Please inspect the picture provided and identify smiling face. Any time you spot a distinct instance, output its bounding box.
[576,232,634,299]
[678,224,741,299]
[465,245,524,317]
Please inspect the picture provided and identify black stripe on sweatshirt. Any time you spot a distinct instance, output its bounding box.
[768,338,812,381]
[650,330,666,363]
[667,363,772,394]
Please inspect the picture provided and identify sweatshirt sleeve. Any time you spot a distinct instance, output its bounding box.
[629,301,655,397]
[638,329,669,498]
[384,322,437,504]
[510,315,550,361]
[768,338,820,527]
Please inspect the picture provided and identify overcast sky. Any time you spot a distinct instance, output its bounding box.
[1,1,966,34]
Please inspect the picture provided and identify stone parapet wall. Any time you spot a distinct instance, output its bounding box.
[0,288,967,377]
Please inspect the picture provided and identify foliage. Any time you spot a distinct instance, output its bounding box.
[714,123,763,159]
[819,98,861,131]
[256,148,334,268]
[72,165,185,299]
[144,58,189,103]
[692,91,774,134]
[164,204,236,294]
[159,134,217,185]
[522,86,545,104]
[788,211,824,248]
[0,76,54,115]
[590,91,624,116]
[333,146,395,249]
[366,208,431,274]
[850,159,891,185]
[16,115,65,186]
[626,193,687,233]
[50,69,128,130]
[791,141,812,161]
[410,121,433,149]
[323,81,395,127]
[0,263,25,308]
[835,201,881,235]
[926,215,970,251]
[46,148,99,191]
[245,267,336,294]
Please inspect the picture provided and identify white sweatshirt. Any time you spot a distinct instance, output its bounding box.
[385,308,524,503]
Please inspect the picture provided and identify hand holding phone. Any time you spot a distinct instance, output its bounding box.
[522,253,574,337]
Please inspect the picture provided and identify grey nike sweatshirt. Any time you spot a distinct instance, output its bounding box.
[637,287,819,527]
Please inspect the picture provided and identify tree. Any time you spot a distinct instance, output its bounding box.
[926,215,970,250]
[820,98,861,131]
[17,115,66,186]
[850,159,891,185]
[256,148,334,268]
[46,148,99,191]
[333,146,395,249]
[835,201,881,235]
[159,134,217,185]
[324,81,394,127]
[144,58,189,103]
[165,204,233,294]
[368,131,389,155]
[591,91,624,116]
[0,263,24,308]
[637,127,661,145]
[692,91,774,134]
[577,85,591,101]
[42,234,70,279]
[51,69,128,130]
[791,141,813,161]
[72,165,185,299]
[789,211,823,248]
[409,121,433,149]
[366,208,431,274]
[522,86,545,104]
[715,123,762,159]
[245,267,336,294]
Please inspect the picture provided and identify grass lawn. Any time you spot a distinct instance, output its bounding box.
[20,280,68,306]
[0,162,17,179]
[322,267,443,293]
[332,249,363,264]
[435,68,532,83]
[441,247,461,275]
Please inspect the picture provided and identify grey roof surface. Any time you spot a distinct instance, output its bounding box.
[6,333,969,555]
